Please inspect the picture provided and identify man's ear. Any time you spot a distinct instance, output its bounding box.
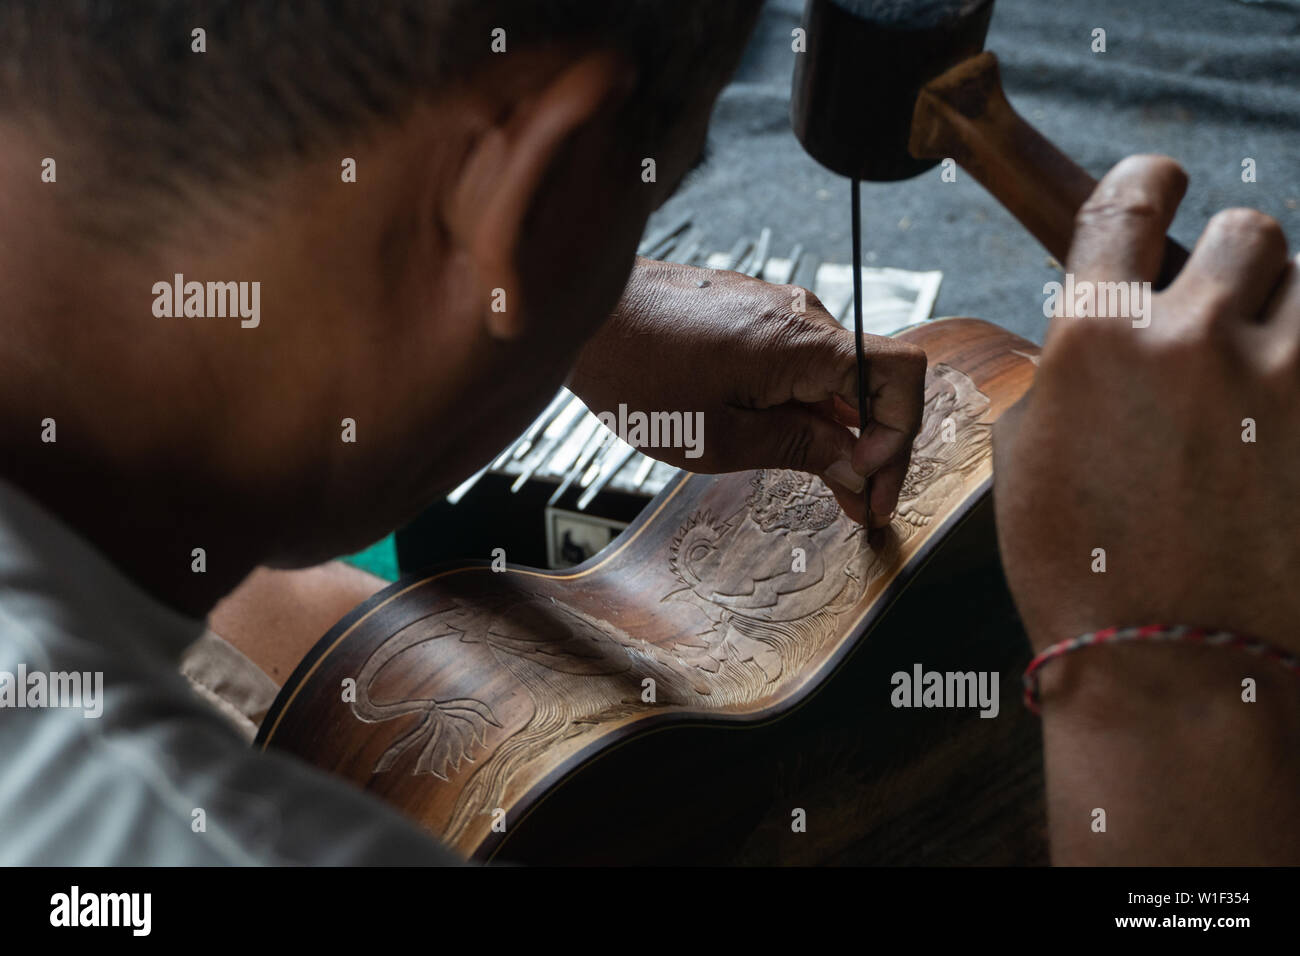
[447,51,635,341]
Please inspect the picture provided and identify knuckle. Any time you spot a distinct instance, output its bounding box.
[1260,336,1300,386]
[1165,289,1235,335]
[801,286,831,316]
[1176,290,1251,334]
[1205,207,1287,252]
[1045,315,1090,351]
[776,425,815,471]
[1047,312,1116,354]
[1040,319,1130,381]
[1150,334,1197,369]
[895,341,927,373]
[1149,324,1239,381]
[764,308,835,353]
[1075,191,1163,233]
[1071,156,1188,248]
[706,413,742,470]
[1150,318,1206,355]
[1110,154,1188,192]
[773,283,829,320]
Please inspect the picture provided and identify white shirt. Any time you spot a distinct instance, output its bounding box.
[0,478,459,865]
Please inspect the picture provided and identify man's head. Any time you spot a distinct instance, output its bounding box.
[0,1,760,609]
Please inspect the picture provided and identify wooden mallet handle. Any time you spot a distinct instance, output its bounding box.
[909,52,1188,289]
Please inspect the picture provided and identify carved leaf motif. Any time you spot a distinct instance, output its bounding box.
[375,696,503,779]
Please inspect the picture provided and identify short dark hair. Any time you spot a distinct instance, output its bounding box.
[0,1,757,237]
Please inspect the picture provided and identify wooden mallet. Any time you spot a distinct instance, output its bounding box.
[791,0,1188,287]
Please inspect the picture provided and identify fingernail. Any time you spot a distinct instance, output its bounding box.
[824,459,865,494]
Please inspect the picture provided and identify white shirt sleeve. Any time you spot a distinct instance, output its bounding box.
[0,479,462,866]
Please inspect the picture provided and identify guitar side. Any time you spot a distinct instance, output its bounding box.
[256,317,1040,861]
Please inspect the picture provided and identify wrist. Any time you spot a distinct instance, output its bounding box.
[1034,639,1300,864]
[1035,636,1300,727]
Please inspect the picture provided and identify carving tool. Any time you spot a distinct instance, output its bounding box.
[491,389,568,471]
[665,231,705,266]
[637,211,692,258]
[776,243,805,285]
[511,400,584,492]
[744,227,773,278]
[631,454,656,489]
[721,237,752,273]
[510,390,573,462]
[548,414,601,478]
[447,390,569,502]
[577,441,638,511]
[791,251,821,293]
[850,178,870,521]
[445,463,489,505]
[548,426,611,506]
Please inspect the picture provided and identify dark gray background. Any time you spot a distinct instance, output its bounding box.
[652,0,1300,343]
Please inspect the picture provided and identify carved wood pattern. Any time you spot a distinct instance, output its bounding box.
[258,318,1040,860]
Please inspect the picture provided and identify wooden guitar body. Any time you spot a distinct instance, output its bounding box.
[257,318,1046,864]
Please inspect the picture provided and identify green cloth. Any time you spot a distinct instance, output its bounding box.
[340,533,400,582]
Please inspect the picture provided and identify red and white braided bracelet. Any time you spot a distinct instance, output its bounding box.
[1022,624,1300,715]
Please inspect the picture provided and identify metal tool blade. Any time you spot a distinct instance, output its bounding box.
[577,441,638,510]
